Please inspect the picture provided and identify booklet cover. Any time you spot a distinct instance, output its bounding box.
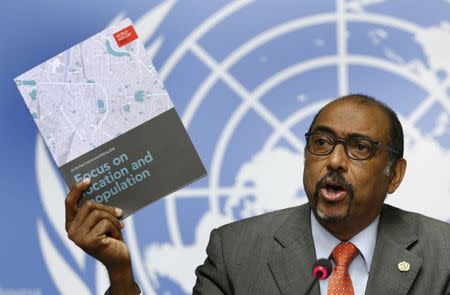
[15,18,206,218]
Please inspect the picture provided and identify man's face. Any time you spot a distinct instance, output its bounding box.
[303,99,398,237]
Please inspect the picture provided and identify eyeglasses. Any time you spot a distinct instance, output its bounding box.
[304,131,399,160]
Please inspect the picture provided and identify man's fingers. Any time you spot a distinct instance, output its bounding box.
[67,201,124,249]
[65,178,91,226]
[69,219,122,252]
[91,219,123,241]
[83,208,124,233]
[70,200,123,232]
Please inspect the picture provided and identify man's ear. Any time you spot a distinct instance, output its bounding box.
[388,158,407,194]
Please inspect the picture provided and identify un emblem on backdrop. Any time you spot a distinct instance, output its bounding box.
[36,1,450,294]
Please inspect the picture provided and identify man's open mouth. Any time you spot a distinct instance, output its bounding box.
[320,183,348,201]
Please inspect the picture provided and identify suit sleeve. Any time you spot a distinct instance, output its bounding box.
[192,228,233,295]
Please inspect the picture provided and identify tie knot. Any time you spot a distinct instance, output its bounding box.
[331,242,358,267]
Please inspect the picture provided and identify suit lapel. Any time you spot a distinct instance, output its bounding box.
[365,205,422,295]
[268,205,320,295]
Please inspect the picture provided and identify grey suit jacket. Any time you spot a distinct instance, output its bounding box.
[193,204,450,294]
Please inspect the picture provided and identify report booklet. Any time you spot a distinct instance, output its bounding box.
[15,18,207,218]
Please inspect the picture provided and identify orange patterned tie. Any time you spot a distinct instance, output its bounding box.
[327,242,358,295]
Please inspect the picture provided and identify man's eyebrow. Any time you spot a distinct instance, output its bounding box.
[311,125,336,135]
[311,125,375,140]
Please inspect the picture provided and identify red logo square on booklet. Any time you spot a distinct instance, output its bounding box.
[113,25,138,47]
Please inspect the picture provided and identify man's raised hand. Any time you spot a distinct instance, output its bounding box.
[65,178,140,294]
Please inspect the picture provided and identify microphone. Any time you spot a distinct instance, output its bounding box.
[304,258,332,295]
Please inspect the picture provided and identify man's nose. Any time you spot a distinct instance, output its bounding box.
[326,142,348,171]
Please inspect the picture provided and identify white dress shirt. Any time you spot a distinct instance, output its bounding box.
[311,212,380,295]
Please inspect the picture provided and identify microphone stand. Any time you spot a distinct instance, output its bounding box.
[304,276,319,295]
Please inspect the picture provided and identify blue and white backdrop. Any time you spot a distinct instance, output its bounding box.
[1,1,450,294]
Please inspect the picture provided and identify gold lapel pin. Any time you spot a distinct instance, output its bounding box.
[398,261,410,272]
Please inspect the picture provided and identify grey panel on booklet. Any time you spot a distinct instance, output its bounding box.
[61,108,206,218]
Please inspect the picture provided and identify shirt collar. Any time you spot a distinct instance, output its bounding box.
[310,212,380,272]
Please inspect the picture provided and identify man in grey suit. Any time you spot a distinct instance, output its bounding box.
[65,94,450,294]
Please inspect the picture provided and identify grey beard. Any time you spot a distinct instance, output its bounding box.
[312,170,355,223]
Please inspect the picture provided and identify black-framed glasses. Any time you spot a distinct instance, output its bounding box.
[305,131,399,160]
